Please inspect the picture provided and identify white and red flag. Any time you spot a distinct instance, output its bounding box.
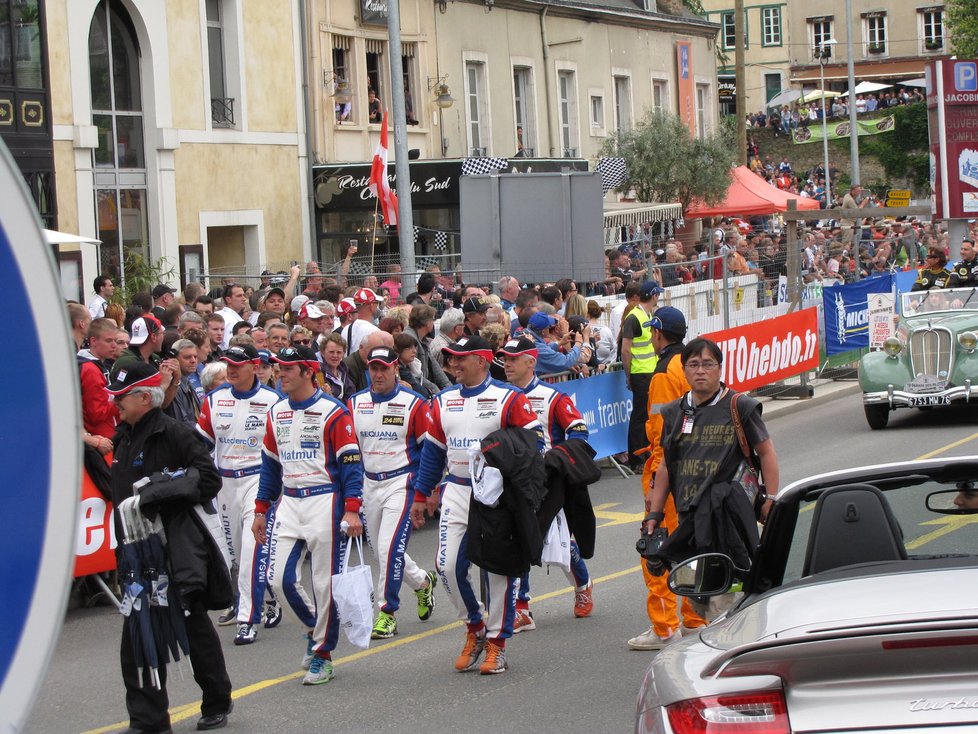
[369,111,399,226]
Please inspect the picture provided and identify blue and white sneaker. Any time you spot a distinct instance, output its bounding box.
[263,599,283,629]
[233,623,257,646]
[302,656,334,686]
[300,634,315,670]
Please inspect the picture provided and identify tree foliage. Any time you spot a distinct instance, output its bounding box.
[860,103,929,190]
[601,109,735,212]
[947,0,978,58]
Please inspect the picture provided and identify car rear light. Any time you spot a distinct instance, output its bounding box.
[666,692,790,734]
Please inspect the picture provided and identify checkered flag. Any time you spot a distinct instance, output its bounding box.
[434,231,448,252]
[461,157,509,176]
[413,226,421,248]
[596,157,628,194]
[416,255,438,271]
[348,260,370,277]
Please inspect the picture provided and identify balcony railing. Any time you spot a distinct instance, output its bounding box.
[469,146,487,157]
[563,147,577,158]
[211,98,235,128]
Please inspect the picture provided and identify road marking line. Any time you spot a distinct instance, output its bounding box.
[81,565,643,733]
[906,515,978,551]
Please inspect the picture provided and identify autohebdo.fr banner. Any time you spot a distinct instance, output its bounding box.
[706,308,819,392]
[73,467,117,578]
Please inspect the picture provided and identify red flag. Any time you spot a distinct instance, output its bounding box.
[369,111,398,227]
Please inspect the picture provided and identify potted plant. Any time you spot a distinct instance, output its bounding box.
[925,39,943,51]
[868,43,885,54]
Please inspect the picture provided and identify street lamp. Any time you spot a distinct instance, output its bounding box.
[815,39,837,208]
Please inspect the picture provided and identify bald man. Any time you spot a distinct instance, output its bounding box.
[344,330,394,393]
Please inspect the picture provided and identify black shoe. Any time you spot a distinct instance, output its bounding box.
[122,729,173,734]
[197,700,233,731]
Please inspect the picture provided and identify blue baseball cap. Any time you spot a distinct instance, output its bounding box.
[645,306,687,337]
[640,281,664,299]
[528,312,558,331]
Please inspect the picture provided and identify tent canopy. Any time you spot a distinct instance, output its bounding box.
[853,80,892,94]
[800,89,840,103]
[686,166,821,219]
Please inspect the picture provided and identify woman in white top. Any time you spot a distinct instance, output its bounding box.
[586,300,616,366]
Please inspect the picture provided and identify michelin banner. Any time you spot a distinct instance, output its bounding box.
[822,274,893,354]
[792,114,895,145]
[550,371,631,460]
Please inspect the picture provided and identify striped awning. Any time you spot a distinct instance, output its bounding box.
[603,201,683,228]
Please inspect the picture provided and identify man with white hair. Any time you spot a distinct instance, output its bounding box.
[429,307,464,368]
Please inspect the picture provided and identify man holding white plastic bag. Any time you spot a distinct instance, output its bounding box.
[498,336,595,626]
[348,346,437,640]
[252,345,364,686]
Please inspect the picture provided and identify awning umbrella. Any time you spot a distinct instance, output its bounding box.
[766,89,802,109]
[799,89,841,103]
[898,78,927,88]
[853,80,892,94]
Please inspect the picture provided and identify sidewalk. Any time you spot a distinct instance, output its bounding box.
[755,372,861,420]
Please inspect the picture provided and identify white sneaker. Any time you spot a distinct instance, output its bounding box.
[627,627,678,651]
[680,623,706,637]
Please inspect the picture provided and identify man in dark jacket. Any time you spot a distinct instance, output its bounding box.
[109,362,233,734]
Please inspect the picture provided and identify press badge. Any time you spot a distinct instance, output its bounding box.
[681,414,694,434]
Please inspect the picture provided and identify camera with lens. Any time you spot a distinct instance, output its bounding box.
[635,525,670,576]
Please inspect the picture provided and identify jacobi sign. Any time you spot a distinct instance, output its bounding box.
[706,308,820,392]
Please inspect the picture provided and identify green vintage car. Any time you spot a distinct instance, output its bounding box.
[859,287,978,429]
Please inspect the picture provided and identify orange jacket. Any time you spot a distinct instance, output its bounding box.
[641,343,688,495]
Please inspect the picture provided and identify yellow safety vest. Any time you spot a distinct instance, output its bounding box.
[626,304,658,374]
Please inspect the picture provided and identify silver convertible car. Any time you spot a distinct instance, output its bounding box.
[635,457,978,734]
[859,287,978,429]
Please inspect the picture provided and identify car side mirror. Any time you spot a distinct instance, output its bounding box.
[926,488,978,515]
[667,553,742,597]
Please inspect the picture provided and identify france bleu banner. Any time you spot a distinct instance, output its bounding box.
[822,274,893,354]
[550,370,630,460]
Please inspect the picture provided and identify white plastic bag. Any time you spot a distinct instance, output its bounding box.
[331,536,374,649]
[469,445,504,508]
[541,509,571,572]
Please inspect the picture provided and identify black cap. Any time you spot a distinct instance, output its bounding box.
[366,347,399,366]
[152,284,176,299]
[442,335,494,361]
[106,362,162,396]
[272,345,320,369]
[221,344,260,365]
[497,336,538,357]
[265,287,286,300]
[462,296,492,314]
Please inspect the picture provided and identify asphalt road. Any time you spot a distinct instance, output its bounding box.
[25,394,978,734]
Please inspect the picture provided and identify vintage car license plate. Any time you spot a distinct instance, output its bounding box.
[905,375,948,394]
[908,394,951,407]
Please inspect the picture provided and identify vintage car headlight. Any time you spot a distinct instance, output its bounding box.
[959,331,978,353]
[882,336,903,358]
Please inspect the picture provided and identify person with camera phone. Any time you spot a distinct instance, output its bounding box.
[644,337,778,624]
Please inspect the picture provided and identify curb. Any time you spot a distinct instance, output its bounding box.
[757,380,862,420]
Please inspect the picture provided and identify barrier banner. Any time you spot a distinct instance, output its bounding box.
[73,467,117,578]
[706,308,820,392]
[791,114,895,145]
[550,370,631,460]
[823,274,893,354]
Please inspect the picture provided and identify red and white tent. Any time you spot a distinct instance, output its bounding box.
[686,165,821,219]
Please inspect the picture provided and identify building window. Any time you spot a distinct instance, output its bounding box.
[513,65,536,156]
[0,0,43,88]
[557,69,578,157]
[614,75,631,132]
[206,0,237,127]
[810,18,833,58]
[920,8,944,52]
[864,13,886,55]
[652,79,667,112]
[761,7,782,47]
[365,38,385,111]
[590,93,603,129]
[89,0,150,283]
[765,73,782,104]
[721,12,736,50]
[695,84,708,138]
[465,60,488,156]
[402,42,418,125]
[331,36,354,123]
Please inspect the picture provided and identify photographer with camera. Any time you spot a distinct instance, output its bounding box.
[628,307,708,650]
[644,337,778,623]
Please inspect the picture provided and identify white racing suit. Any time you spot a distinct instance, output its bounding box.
[413,375,542,642]
[197,379,283,625]
[348,385,431,613]
[256,389,363,658]
[517,376,592,603]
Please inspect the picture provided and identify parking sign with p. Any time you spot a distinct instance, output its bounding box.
[955,61,977,91]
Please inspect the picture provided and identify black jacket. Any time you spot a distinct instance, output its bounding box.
[540,438,601,559]
[112,408,232,609]
[467,427,546,576]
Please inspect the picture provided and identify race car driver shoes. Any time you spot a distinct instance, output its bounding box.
[455,626,487,671]
[415,571,438,621]
[303,656,335,686]
[371,611,398,640]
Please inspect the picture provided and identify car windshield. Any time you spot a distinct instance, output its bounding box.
[901,286,978,316]
[781,479,978,586]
